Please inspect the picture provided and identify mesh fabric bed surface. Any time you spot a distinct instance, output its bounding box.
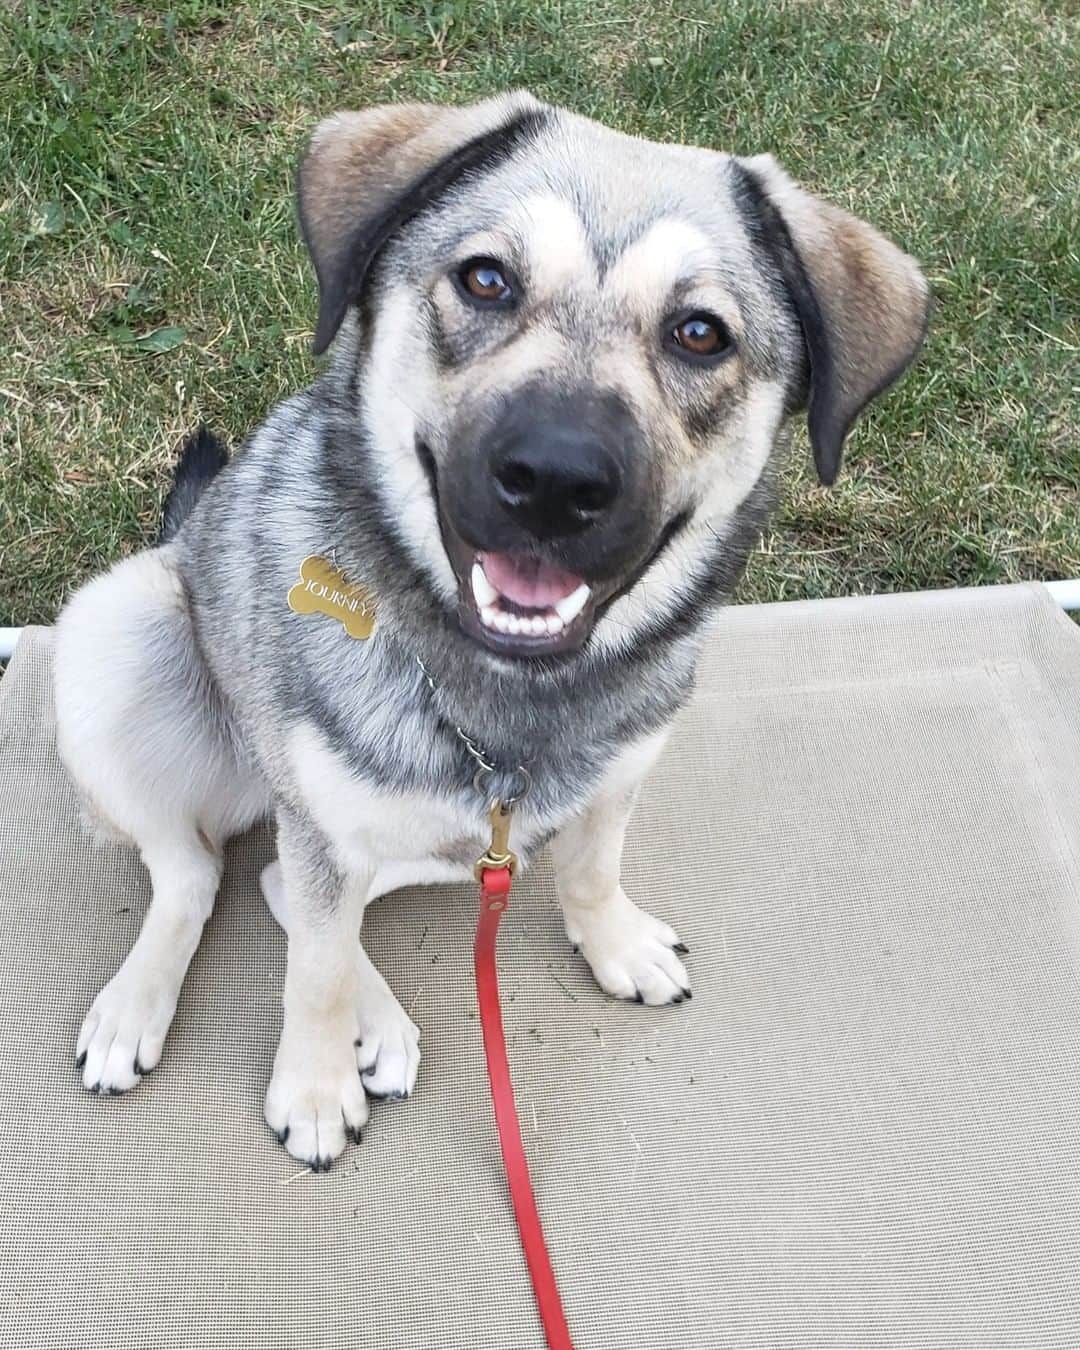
[1,584,1079,1348]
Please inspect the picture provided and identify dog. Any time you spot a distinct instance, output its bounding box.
[53,92,928,1170]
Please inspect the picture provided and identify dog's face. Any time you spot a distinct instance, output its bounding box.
[299,94,928,659]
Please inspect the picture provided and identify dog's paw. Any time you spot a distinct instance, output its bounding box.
[565,890,690,1006]
[265,1025,369,1171]
[76,967,180,1093]
[353,994,420,1101]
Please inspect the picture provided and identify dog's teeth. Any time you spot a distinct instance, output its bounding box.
[475,574,587,640]
[472,562,498,609]
[554,583,591,625]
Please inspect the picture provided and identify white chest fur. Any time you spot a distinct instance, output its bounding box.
[288,722,560,902]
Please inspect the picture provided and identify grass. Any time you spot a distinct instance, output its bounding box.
[1,0,1077,627]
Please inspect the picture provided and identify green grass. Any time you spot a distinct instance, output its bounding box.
[1,0,1077,626]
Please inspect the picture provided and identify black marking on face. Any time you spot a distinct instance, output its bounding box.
[680,380,744,443]
[429,291,529,373]
[424,295,457,372]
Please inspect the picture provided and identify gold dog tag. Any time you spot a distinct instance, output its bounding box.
[287,555,377,640]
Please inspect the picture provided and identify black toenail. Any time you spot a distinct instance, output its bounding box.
[345,1125,363,1144]
[673,942,690,954]
[672,995,684,1004]
[682,988,693,999]
[274,1126,290,1145]
[354,1039,363,1048]
[75,1052,87,1070]
[633,991,644,1004]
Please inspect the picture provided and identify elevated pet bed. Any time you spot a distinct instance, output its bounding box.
[1,582,1078,1348]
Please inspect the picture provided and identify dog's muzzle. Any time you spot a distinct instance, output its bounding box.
[431,385,665,658]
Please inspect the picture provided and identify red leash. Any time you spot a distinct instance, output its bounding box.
[475,863,575,1350]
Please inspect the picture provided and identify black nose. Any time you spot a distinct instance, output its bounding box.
[492,427,621,539]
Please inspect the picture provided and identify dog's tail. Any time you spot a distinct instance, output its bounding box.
[159,426,229,543]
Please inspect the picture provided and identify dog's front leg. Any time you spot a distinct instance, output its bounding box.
[260,857,420,1105]
[550,731,690,1007]
[263,808,370,1170]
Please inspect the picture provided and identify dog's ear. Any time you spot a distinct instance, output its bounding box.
[738,155,929,485]
[298,92,547,355]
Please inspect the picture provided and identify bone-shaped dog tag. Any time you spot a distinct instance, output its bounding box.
[287,555,377,640]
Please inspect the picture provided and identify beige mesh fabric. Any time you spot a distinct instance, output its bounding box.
[1,583,1079,1349]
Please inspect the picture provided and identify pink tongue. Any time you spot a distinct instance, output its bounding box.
[480,552,583,609]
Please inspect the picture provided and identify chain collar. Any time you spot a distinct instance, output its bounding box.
[415,657,532,806]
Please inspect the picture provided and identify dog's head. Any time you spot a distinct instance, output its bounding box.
[298,94,928,659]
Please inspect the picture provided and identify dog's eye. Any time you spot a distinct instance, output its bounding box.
[669,313,732,360]
[457,258,514,305]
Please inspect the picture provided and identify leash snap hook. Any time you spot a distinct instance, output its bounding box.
[475,796,518,881]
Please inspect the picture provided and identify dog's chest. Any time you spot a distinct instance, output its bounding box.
[287,720,560,901]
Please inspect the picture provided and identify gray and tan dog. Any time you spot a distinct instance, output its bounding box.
[54,92,928,1169]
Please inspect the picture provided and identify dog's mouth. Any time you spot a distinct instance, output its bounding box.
[443,526,610,657]
[471,550,599,649]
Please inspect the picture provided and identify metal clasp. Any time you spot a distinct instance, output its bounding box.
[475,797,518,880]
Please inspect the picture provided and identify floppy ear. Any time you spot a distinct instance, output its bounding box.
[738,155,930,485]
[298,92,547,355]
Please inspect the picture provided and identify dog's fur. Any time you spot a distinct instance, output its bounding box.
[54,92,928,1169]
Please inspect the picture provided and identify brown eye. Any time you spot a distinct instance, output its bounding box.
[670,313,731,359]
[458,258,514,304]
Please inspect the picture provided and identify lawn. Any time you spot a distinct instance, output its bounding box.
[1,0,1077,627]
